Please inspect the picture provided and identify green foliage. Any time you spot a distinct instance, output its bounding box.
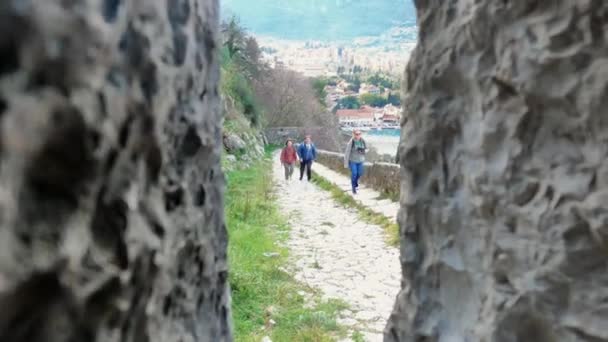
[387,92,401,106]
[220,46,232,68]
[337,96,360,110]
[312,78,328,105]
[360,93,388,108]
[347,77,361,92]
[352,331,366,342]
[222,61,262,126]
[358,91,401,107]
[311,76,340,104]
[220,17,268,127]
[227,155,349,341]
[367,73,397,89]
[222,16,246,59]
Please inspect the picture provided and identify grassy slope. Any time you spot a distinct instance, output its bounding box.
[320,165,399,202]
[227,149,348,342]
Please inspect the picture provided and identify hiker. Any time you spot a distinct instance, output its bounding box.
[280,138,298,180]
[344,130,367,194]
[297,135,317,181]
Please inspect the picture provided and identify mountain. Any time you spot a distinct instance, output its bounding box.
[221,0,417,44]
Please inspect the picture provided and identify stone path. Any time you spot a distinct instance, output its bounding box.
[272,153,401,341]
[312,162,400,222]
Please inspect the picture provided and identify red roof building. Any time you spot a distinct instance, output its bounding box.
[336,107,376,125]
[382,114,399,123]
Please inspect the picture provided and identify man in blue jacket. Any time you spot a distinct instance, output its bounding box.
[297,135,317,181]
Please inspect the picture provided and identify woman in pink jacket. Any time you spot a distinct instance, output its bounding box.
[280,138,298,181]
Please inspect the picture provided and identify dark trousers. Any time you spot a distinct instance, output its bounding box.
[299,160,313,180]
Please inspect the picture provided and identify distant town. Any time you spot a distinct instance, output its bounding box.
[255,36,406,133]
[327,79,402,132]
[258,37,411,78]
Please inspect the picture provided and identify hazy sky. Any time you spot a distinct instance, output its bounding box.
[221,0,417,41]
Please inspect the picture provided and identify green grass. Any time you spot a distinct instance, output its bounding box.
[329,167,399,202]
[374,191,399,202]
[351,331,366,342]
[311,172,399,246]
[265,143,283,154]
[227,151,348,341]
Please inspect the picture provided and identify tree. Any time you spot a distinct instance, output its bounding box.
[221,16,246,59]
[222,62,262,126]
[221,18,268,82]
[360,93,388,107]
[337,96,361,109]
[254,68,333,128]
[387,92,401,106]
[220,18,268,126]
[312,78,328,105]
[347,77,361,93]
[240,36,268,80]
[367,73,395,89]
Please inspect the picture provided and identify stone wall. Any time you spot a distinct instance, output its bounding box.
[264,127,344,152]
[0,1,231,341]
[387,1,608,341]
[316,150,399,198]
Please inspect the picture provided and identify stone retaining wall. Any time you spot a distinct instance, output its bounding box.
[316,150,399,199]
[264,127,342,152]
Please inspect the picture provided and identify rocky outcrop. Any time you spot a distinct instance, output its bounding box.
[222,131,265,172]
[0,1,230,341]
[223,133,247,153]
[388,1,608,341]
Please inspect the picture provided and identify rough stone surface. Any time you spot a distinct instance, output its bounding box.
[272,152,400,342]
[225,154,237,163]
[222,131,265,168]
[0,1,230,341]
[387,1,608,341]
[223,133,246,153]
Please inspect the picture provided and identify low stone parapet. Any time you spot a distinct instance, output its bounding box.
[316,149,400,199]
[264,127,342,152]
